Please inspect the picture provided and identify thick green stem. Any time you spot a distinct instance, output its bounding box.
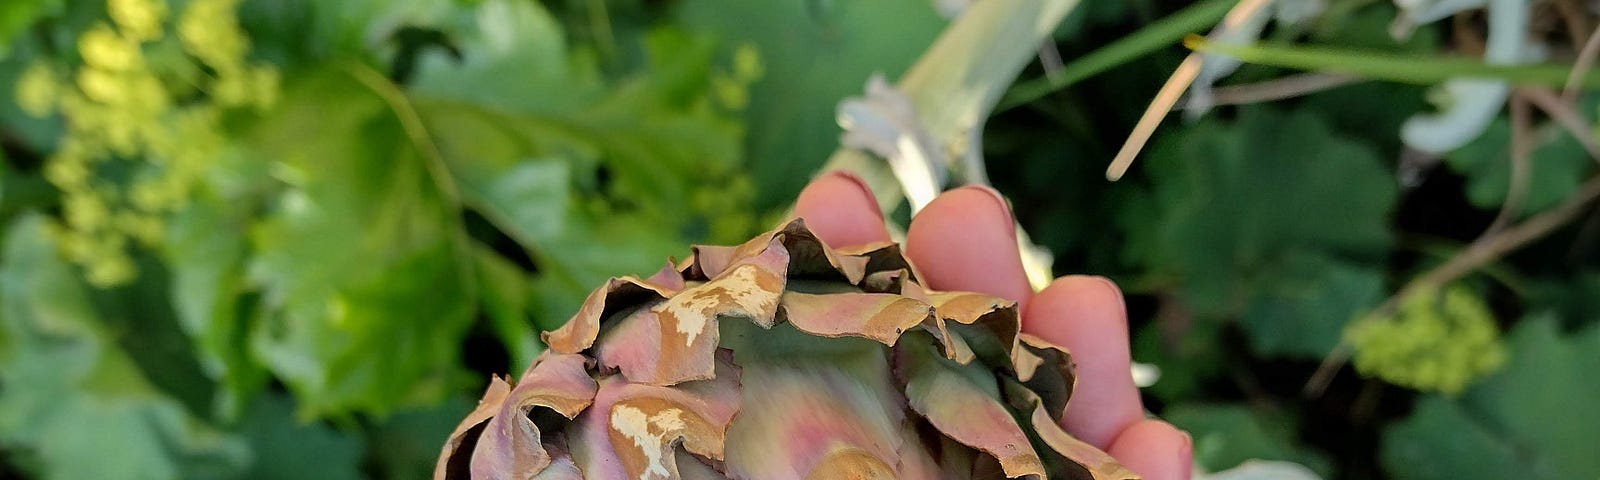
[817,0,1080,289]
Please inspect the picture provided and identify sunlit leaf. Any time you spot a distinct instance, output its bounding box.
[247,69,476,417]
[1382,314,1600,480]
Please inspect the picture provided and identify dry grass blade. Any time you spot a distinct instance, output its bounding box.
[1106,0,1273,181]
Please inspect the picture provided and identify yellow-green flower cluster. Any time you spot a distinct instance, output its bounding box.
[711,43,763,111]
[1346,284,1507,395]
[16,0,278,286]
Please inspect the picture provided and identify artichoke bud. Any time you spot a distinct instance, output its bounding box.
[435,220,1138,480]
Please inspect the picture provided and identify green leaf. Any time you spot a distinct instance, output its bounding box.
[412,0,749,234]
[1382,396,1528,480]
[0,0,57,57]
[1382,314,1600,479]
[1239,251,1386,358]
[409,0,595,114]
[237,0,458,68]
[0,214,249,479]
[1527,271,1600,330]
[1444,117,1594,217]
[673,0,946,207]
[164,188,267,420]
[364,395,475,480]
[472,244,543,370]
[236,393,365,480]
[526,212,687,332]
[246,69,476,417]
[1121,107,1397,316]
[1165,403,1333,477]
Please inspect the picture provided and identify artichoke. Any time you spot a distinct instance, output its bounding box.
[434,220,1138,479]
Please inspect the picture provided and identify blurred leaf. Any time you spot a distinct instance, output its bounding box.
[0,0,56,57]
[1309,2,1439,53]
[1444,117,1594,217]
[236,393,365,480]
[527,211,686,332]
[1382,314,1600,480]
[1132,315,1226,403]
[1239,251,1385,358]
[0,214,248,479]
[238,0,458,68]
[365,395,474,480]
[246,69,476,417]
[1122,107,1396,315]
[673,0,945,207]
[0,56,63,151]
[408,0,753,334]
[164,187,267,420]
[472,244,542,370]
[1166,403,1333,477]
[413,0,744,227]
[1527,271,1600,330]
[409,0,596,114]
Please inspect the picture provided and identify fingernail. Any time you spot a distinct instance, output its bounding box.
[1180,432,1194,480]
[955,184,1015,239]
[1088,275,1131,332]
[1090,276,1123,301]
[822,170,884,222]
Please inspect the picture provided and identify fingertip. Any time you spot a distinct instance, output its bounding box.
[1108,420,1192,480]
[1028,275,1143,448]
[793,171,891,248]
[905,185,1034,304]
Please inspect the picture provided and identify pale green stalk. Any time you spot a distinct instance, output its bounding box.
[818,0,1081,291]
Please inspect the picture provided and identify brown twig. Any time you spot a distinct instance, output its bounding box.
[1307,173,1600,396]
[1172,73,1362,110]
[1520,86,1600,163]
[1565,24,1600,101]
[1485,93,1533,236]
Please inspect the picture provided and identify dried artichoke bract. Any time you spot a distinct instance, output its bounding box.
[434,220,1138,480]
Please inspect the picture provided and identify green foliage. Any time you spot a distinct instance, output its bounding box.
[0,0,58,57]
[1,0,1599,477]
[235,394,365,480]
[1121,107,1396,315]
[246,67,477,417]
[1239,250,1386,358]
[0,215,249,479]
[1347,284,1507,395]
[674,0,945,207]
[1166,403,1333,477]
[1382,314,1600,479]
[1445,117,1595,217]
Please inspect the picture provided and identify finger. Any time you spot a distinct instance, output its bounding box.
[904,185,1034,306]
[1025,275,1143,448]
[792,171,891,248]
[1107,419,1192,480]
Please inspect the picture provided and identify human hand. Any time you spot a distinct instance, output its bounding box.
[794,172,1193,480]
